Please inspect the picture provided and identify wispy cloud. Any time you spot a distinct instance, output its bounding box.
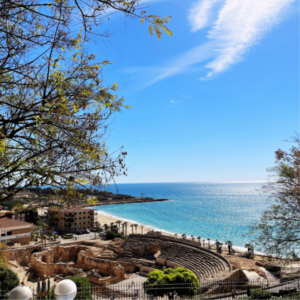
[134,42,215,90]
[124,0,296,89]
[191,0,296,78]
[188,0,223,32]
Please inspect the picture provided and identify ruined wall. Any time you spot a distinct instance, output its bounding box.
[140,266,155,277]
[31,250,55,277]
[77,252,125,279]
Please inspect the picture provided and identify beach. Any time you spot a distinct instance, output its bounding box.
[96,211,154,235]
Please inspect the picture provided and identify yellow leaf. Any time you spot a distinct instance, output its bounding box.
[141,18,144,25]
[149,25,153,36]
[160,25,172,36]
[154,25,162,40]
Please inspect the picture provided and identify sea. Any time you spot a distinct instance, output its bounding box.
[93,182,269,252]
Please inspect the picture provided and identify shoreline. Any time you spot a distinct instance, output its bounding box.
[95,209,265,256]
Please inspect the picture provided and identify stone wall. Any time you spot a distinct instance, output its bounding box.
[31,250,55,277]
[140,266,155,277]
[77,251,125,279]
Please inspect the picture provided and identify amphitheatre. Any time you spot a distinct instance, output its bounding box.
[4,231,300,296]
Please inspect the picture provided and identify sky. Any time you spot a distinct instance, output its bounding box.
[90,0,299,183]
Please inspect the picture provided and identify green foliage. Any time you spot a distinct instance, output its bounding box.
[0,0,172,208]
[248,136,300,256]
[143,267,200,299]
[0,266,19,291]
[70,276,92,300]
[105,230,125,240]
[250,289,271,299]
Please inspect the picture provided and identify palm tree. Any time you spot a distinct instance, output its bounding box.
[116,220,122,229]
[104,224,108,230]
[130,224,134,234]
[207,238,211,249]
[225,240,233,255]
[174,233,178,238]
[191,235,195,242]
[110,222,115,231]
[202,239,206,247]
[141,225,144,234]
[197,236,201,244]
[245,243,252,252]
[134,224,138,233]
[182,233,186,239]
[121,223,125,234]
[123,222,128,235]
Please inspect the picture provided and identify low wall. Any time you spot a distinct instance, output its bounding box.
[140,266,155,277]
[76,252,125,279]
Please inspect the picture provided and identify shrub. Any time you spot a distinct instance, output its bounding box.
[0,266,19,291]
[49,276,92,300]
[143,267,200,300]
[250,289,271,299]
[70,275,92,300]
[105,230,125,240]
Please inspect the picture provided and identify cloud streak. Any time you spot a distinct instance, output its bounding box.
[191,0,296,77]
[188,0,223,32]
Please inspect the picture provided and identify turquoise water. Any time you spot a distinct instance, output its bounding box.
[94,182,269,249]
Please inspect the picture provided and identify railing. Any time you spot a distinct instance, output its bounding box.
[1,278,299,300]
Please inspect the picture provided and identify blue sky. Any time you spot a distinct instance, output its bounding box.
[91,0,299,183]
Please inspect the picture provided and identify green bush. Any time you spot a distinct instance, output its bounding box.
[0,266,19,295]
[49,276,92,300]
[105,230,125,240]
[250,289,271,299]
[143,267,200,299]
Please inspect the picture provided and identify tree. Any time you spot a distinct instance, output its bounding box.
[174,233,178,238]
[207,238,211,249]
[197,236,201,244]
[134,224,138,233]
[0,266,19,291]
[0,0,172,206]
[95,221,102,232]
[225,241,233,255]
[130,224,134,234]
[248,136,300,256]
[116,220,121,229]
[181,233,186,239]
[124,222,128,235]
[0,243,8,266]
[202,239,206,247]
[143,267,200,300]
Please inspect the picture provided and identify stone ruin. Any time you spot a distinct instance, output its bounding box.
[7,231,295,294]
[6,241,126,286]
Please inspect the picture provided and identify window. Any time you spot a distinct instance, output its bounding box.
[79,212,81,215]
[79,222,81,225]
[88,221,90,224]
[83,217,86,219]
[7,231,12,236]
[1,231,5,237]
[79,217,81,220]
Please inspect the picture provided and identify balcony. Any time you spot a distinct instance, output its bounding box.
[64,218,75,222]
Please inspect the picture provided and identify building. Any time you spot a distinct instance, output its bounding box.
[48,208,96,232]
[0,218,32,245]
[0,209,38,223]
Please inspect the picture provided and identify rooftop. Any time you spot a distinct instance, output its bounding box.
[48,208,95,212]
[0,218,32,228]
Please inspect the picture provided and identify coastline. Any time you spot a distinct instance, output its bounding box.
[96,209,265,256]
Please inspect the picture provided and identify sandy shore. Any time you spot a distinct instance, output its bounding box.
[96,211,154,235]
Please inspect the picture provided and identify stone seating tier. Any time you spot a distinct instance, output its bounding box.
[121,235,231,281]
